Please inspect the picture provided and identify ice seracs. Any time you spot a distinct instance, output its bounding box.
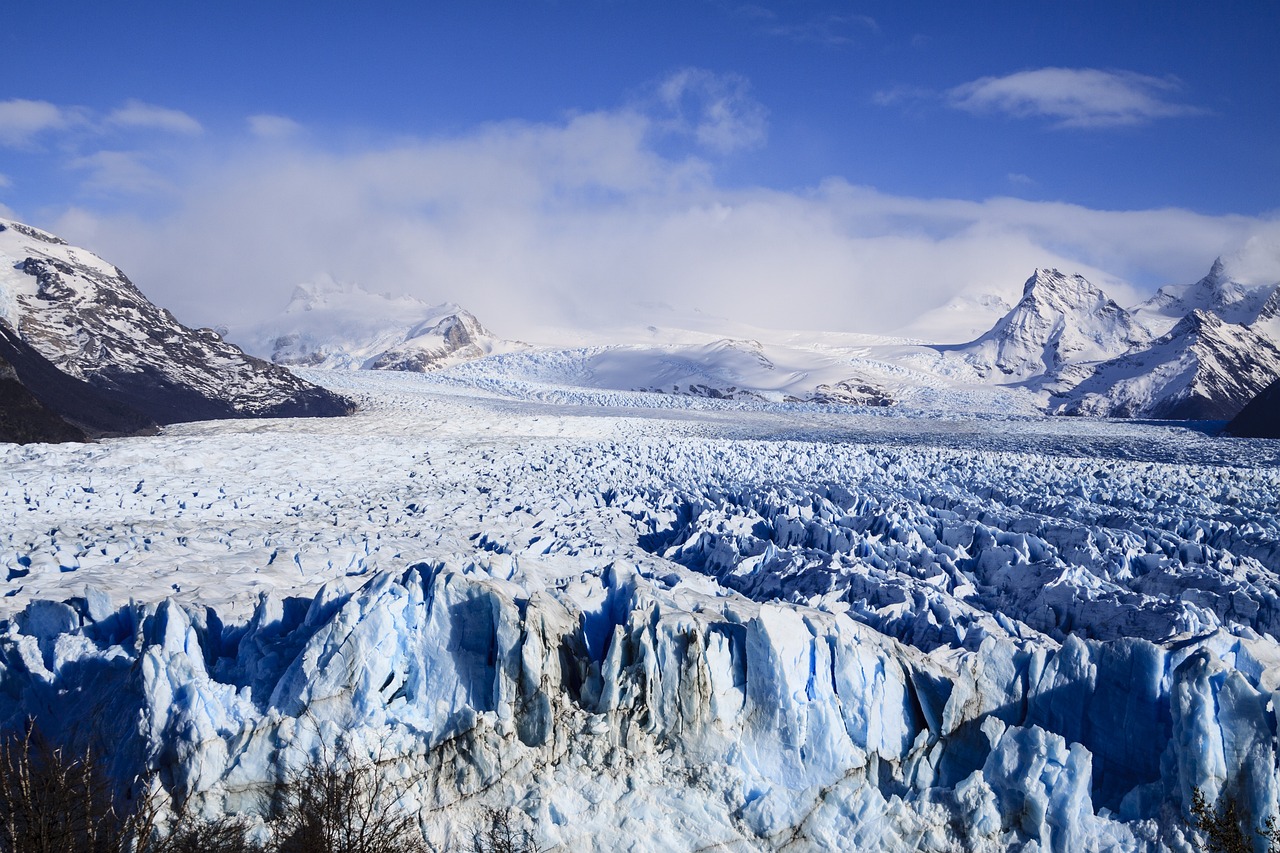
[0,218,353,426]
[3,370,1280,850]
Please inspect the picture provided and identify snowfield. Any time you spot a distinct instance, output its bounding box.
[3,369,1280,851]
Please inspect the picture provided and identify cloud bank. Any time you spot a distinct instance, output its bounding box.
[6,71,1276,340]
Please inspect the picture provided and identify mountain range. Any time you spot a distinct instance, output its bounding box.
[234,277,516,372]
[239,255,1280,426]
[3,216,1279,443]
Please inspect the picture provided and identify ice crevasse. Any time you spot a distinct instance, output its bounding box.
[1,562,1277,851]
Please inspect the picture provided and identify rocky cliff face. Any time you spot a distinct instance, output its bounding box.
[0,322,157,441]
[0,347,87,443]
[0,219,353,426]
[1226,375,1280,438]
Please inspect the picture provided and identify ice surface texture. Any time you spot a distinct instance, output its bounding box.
[3,370,1280,850]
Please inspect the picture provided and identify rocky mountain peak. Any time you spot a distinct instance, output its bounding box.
[954,269,1149,383]
[1169,308,1220,338]
[236,280,509,373]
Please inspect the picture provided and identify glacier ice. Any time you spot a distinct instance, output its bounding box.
[2,369,1280,850]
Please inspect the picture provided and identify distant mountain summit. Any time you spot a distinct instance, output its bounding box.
[1132,257,1280,336]
[0,218,352,435]
[1056,310,1280,420]
[950,269,1149,385]
[237,277,515,372]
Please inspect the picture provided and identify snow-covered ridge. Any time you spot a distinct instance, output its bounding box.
[1133,257,1280,337]
[1058,309,1280,420]
[226,251,1280,422]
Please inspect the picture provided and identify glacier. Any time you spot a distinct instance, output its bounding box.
[2,369,1280,850]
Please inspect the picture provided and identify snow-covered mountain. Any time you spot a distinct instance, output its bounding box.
[0,219,353,426]
[235,277,516,372]
[894,291,1013,344]
[1132,257,1280,337]
[236,283,911,405]
[0,321,158,439]
[1056,309,1280,420]
[946,269,1150,386]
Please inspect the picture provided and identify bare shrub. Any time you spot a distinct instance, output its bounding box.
[468,808,542,853]
[270,748,428,853]
[0,722,160,853]
[156,813,265,853]
[1188,788,1280,853]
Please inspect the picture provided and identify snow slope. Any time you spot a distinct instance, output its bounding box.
[2,370,1280,850]
[893,292,1014,344]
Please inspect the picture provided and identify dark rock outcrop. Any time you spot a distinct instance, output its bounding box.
[1225,377,1280,439]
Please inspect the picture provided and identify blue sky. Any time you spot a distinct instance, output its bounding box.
[2,1,1279,335]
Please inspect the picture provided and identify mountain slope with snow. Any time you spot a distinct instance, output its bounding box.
[235,277,517,372]
[0,219,353,425]
[0,322,157,439]
[944,269,1150,387]
[894,292,1014,344]
[1056,309,1280,420]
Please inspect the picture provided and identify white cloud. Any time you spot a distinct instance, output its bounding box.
[948,67,1204,128]
[0,99,76,147]
[107,100,203,135]
[36,103,1276,339]
[67,151,172,195]
[247,114,303,139]
[653,69,768,154]
[0,174,11,189]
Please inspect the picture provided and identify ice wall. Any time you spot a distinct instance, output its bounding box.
[2,564,1276,851]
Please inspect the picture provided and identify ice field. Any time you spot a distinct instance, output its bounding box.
[3,369,1280,851]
